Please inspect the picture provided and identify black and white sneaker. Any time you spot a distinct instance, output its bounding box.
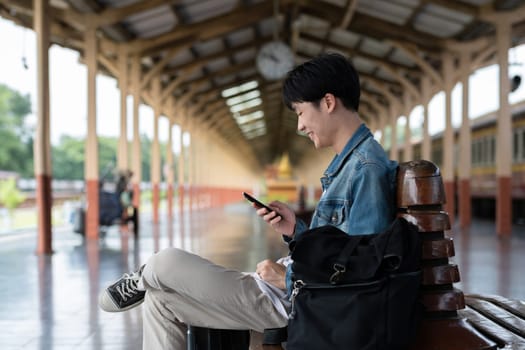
[99,266,146,312]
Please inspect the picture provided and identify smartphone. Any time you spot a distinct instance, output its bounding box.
[242,192,281,218]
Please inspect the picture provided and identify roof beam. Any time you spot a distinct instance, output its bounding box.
[173,81,211,107]
[161,66,201,103]
[191,74,262,103]
[481,2,525,23]
[140,41,193,90]
[178,60,255,93]
[361,78,398,105]
[90,0,176,28]
[339,0,358,28]
[356,71,402,92]
[420,0,480,17]
[98,54,118,77]
[128,0,290,55]
[300,33,421,75]
[162,36,269,78]
[297,0,444,51]
[386,40,443,85]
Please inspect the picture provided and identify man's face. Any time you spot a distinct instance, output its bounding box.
[293,100,332,149]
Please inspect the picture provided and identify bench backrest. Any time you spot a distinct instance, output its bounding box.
[396,160,464,315]
[397,160,495,350]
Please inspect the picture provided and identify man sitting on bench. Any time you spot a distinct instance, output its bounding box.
[98,52,398,349]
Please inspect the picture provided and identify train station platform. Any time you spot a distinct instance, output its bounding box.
[0,203,524,350]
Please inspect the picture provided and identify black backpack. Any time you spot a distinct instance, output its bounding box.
[286,218,422,350]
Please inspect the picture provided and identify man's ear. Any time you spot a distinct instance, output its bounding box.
[323,93,337,113]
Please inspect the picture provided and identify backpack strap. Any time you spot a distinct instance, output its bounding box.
[330,235,364,284]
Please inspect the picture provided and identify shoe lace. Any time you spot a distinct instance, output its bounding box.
[115,272,141,301]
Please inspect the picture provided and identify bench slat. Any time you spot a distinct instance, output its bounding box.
[466,294,525,319]
[464,297,525,339]
[460,308,525,349]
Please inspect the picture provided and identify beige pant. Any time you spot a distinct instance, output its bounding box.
[141,248,288,349]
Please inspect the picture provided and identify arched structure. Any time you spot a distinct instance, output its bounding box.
[1,0,525,250]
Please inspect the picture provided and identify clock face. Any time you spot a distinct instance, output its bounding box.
[256,41,295,81]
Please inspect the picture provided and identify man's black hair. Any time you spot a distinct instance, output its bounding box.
[282,52,360,112]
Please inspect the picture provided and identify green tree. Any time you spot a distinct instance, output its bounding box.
[141,134,152,182]
[98,136,118,180]
[51,133,169,182]
[0,178,26,213]
[0,84,33,177]
[52,135,85,180]
[52,135,118,180]
[139,134,168,183]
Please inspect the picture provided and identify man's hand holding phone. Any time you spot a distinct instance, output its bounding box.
[242,192,281,218]
[242,192,296,237]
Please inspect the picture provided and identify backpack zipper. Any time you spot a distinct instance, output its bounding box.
[289,280,305,319]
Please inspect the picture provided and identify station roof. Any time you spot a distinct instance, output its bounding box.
[1,0,525,167]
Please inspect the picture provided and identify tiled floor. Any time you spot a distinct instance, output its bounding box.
[0,203,524,350]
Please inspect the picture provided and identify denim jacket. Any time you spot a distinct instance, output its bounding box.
[286,124,398,294]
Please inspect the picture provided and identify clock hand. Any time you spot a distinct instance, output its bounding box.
[261,52,279,63]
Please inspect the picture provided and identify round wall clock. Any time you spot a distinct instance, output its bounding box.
[256,41,295,81]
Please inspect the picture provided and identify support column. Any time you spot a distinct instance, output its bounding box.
[151,78,161,224]
[178,121,186,213]
[34,0,52,254]
[131,56,142,209]
[442,52,456,225]
[186,124,194,211]
[496,21,512,236]
[404,93,413,162]
[166,118,174,219]
[421,77,432,161]
[200,132,211,208]
[378,112,386,146]
[389,103,399,161]
[117,45,129,172]
[458,52,472,228]
[85,27,100,240]
[192,129,200,209]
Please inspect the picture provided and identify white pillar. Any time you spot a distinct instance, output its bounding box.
[442,51,455,224]
[421,77,432,161]
[85,26,100,240]
[118,45,129,171]
[34,0,53,254]
[404,92,413,162]
[495,20,512,235]
[389,102,399,161]
[132,55,142,208]
[458,52,472,228]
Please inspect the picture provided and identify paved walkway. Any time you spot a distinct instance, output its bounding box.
[0,203,523,349]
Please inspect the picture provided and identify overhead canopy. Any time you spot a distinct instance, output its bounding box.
[1,0,525,167]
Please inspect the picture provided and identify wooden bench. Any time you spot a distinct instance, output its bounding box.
[189,160,525,350]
